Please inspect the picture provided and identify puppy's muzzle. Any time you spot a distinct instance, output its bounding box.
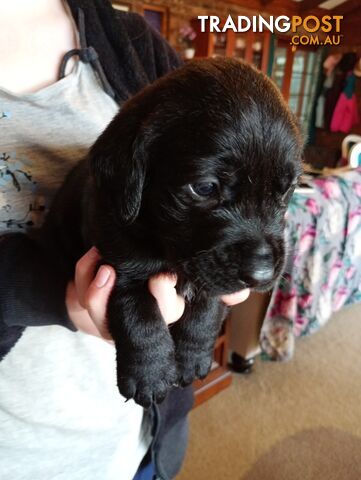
[182,238,283,295]
[242,240,275,286]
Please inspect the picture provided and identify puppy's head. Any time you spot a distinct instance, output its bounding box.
[90,58,303,295]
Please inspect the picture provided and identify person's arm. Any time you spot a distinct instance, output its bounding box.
[0,234,183,361]
[0,231,186,340]
[93,7,183,100]
[121,12,183,80]
[0,232,75,361]
[0,233,74,331]
[0,231,249,362]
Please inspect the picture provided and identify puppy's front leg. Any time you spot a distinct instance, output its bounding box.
[107,286,177,408]
[170,296,227,386]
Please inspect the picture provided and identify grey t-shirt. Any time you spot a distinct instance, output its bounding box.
[0,60,151,479]
[1,59,116,231]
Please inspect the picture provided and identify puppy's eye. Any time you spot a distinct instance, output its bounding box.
[189,182,218,198]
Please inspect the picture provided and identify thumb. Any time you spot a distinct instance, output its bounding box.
[148,273,185,325]
[84,265,116,340]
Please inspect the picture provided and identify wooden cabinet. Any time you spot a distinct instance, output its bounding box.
[190,19,271,74]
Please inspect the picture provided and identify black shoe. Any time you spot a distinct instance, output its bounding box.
[229,352,254,374]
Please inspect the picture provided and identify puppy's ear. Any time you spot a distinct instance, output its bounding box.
[89,109,147,224]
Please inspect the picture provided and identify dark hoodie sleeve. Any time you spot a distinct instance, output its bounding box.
[66,1,182,97]
[122,12,183,81]
[0,233,76,359]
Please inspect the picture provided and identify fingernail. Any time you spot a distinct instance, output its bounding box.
[95,266,111,288]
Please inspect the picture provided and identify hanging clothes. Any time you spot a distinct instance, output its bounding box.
[330,72,360,133]
[324,52,358,129]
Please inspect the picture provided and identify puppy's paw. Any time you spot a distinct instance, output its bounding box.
[176,351,213,386]
[116,356,178,408]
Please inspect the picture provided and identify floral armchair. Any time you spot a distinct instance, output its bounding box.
[260,168,361,361]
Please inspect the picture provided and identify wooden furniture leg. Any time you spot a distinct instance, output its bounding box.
[229,292,272,373]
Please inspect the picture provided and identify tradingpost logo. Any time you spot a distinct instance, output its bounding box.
[198,15,344,49]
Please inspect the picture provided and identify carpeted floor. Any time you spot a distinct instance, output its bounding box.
[177,304,361,480]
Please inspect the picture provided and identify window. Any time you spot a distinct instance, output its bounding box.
[271,39,321,134]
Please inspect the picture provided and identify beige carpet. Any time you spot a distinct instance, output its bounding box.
[177,304,361,480]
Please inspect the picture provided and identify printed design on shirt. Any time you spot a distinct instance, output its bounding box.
[0,152,33,191]
[0,152,45,230]
[1,111,11,120]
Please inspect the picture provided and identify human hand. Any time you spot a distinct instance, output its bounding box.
[66,247,116,340]
[148,275,250,312]
[66,247,185,340]
[66,247,250,340]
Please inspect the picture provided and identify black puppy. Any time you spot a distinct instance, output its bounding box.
[41,58,303,408]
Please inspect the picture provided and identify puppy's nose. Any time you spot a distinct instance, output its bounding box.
[246,241,275,285]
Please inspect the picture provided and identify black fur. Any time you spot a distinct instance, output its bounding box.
[40,58,303,408]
